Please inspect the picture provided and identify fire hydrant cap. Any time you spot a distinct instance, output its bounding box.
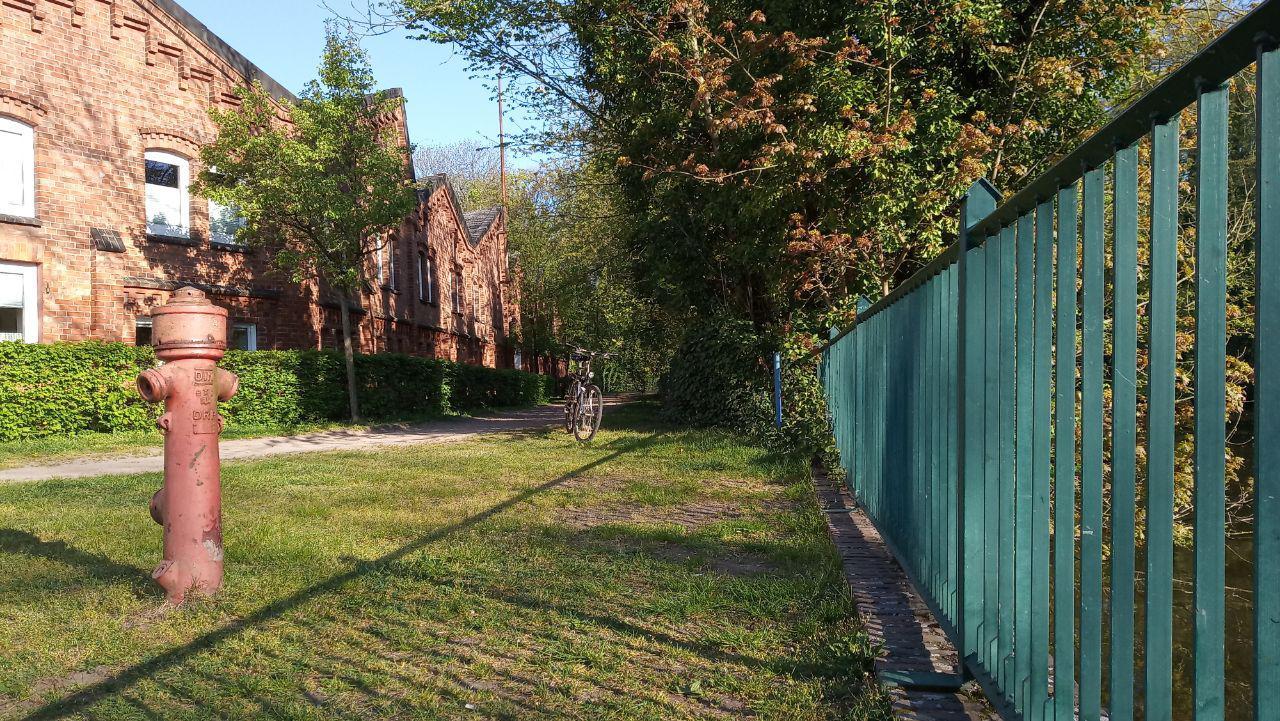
[149,287,230,360]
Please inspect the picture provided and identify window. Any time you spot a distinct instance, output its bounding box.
[231,323,257,351]
[209,200,246,245]
[452,272,464,313]
[388,239,399,291]
[424,252,440,303]
[145,151,190,237]
[376,245,385,285]
[0,262,38,343]
[0,118,35,218]
[135,317,153,346]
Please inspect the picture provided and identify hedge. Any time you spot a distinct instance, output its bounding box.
[0,341,552,441]
[659,313,834,458]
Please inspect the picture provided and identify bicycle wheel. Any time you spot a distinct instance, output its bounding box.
[573,385,603,443]
[563,381,579,433]
[564,398,577,433]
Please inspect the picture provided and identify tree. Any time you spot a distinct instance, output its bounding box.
[411,145,676,388]
[371,0,1163,432]
[196,29,417,421]
[507,160,679,389]
[1116,0,1262,539]
[412,140,501,206]
[375,0,1161,336]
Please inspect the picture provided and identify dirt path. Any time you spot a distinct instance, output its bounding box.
[0,405,564,484]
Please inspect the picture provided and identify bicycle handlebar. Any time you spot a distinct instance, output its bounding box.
[569,348,614,360]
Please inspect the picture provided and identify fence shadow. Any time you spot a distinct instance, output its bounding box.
[18,434,661,721]
[0,530,153,590]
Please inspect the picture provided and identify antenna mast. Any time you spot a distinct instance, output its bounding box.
[497,75,508,210]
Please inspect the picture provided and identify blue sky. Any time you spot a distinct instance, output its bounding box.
[178,0,540,168]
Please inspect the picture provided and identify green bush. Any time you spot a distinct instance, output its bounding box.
[0,341,158,439]
[446,363,551,411]
[659,314,769,434]
[659,314,834,459]
[0,342,550,441]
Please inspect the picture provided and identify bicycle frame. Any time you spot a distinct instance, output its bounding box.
[564,350,607,442]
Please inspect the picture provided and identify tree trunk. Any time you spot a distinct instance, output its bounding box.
[338,292,361,422]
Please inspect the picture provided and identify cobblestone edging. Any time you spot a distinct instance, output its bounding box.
[812,463,996,721]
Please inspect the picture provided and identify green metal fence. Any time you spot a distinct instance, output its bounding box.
[819,3,1279,719]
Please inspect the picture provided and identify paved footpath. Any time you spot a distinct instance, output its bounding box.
[812,463,995,721]
[0,405,564,484]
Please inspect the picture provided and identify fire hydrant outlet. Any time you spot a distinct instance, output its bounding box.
[149,488,166,525]
[137,368,170,403]
[216,367,239,402]
[136,287,239,605]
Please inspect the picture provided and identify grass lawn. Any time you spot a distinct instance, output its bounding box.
[0,403,888,720]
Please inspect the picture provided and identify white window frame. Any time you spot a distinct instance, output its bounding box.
[0,117,36,219]
[425,255,436,303]
[145,150,190,238]
[209,199,247,245]
[453,272,464,313]
[231,322,258,351]
[388,239,399,291]
[417,252,426,302]
[0,261,38,343]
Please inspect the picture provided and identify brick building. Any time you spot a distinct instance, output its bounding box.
[0,0,522,368]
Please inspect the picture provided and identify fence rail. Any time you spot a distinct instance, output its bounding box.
[820,2,1279,719]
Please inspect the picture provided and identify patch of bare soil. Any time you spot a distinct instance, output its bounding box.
[561,501,748,531]
[0,666,111,716]
[645,541,780,577]
[121,601,173,630]
[558,480,795,578]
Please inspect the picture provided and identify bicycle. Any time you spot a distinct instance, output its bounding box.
[563,348,610,442]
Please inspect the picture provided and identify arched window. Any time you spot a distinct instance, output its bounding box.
[144,150,190,237]
[0,117,36,219]
[388,237,399,291]
[205,165,246,245]
[209,199,247,245]
[418,252,436,303]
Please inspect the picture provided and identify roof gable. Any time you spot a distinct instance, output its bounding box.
[148,0,297,102]
[420,175,504,249]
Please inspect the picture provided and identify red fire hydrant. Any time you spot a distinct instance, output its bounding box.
[136,287,239,604]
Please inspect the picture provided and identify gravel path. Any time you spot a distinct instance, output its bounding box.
[0,405,564,484]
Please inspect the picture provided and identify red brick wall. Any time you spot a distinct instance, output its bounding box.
[0,0,518,367]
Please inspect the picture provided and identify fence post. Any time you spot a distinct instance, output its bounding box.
[773,352,784,429]
[1257,38,1280,721]
[955,178,1002,669]
[851,299,869,502]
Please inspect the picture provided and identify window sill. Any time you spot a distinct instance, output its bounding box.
[419,299,438,307]
[0,214,41,227]
[148,233,201,247]
[211,240,250,253]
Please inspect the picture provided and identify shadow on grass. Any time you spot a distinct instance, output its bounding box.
[369,524,877,716]
[0,530,153,591]
[18,434,662,721]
